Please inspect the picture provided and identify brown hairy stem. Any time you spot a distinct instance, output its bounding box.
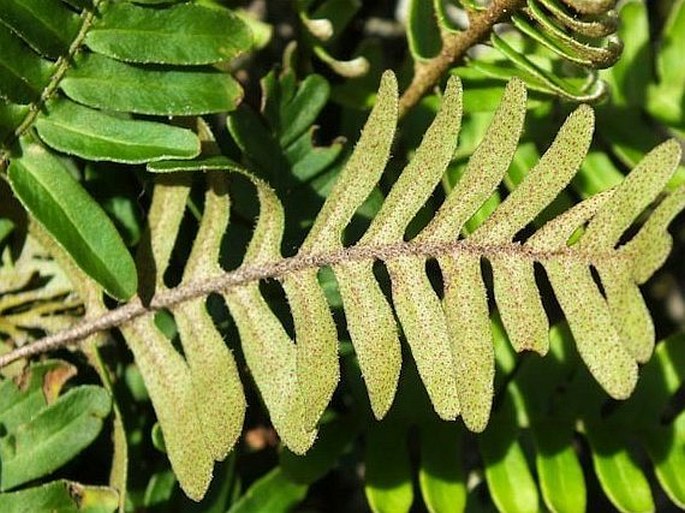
[0,238,622,369]
[398,0,526,117]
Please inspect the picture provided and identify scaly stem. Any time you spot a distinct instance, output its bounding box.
[0,237,622,369]
[398,0,526,117]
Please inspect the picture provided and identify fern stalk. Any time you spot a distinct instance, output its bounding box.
[0,237,630,370]
[399,0,526,115]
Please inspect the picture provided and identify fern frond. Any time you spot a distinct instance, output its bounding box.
[2,71,683,501]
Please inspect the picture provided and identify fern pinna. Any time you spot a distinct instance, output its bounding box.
[3,72,684,501]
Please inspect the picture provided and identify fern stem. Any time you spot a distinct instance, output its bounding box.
[0,239,622,369]
[0,0,104,166]
[398,0,526,117]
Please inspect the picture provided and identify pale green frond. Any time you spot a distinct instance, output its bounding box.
[240,172,286,264]
[334,261,401,419]
[282,269,339,430]
[35,71,685,502]
[527,190,614,251]
[135,176,191,295]
[388,255,460,420]
[470,103,594,245]
[545,259,638,399]
[362,76,463,245]
[224,284,316,454]
[346,75,463,420]
[122,176,215,500]
[489,256,549,354]
[174,172,246,462]
[299,71,401,419]
[622,184,685,284]
[581,139,682,253]
[120,319,213,501]
[389,79,526,422]
[420,78,528,242]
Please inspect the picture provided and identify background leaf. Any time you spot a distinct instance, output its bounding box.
[62,54,243,116]
[8,142,137,300]
[85,2,251,65]
[35,99,200,163]
[0,385,112,491]
[226,468,308,513]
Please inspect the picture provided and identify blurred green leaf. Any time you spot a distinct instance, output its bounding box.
[0,0,79,59]
[365,423,413,513]
[533,421,586,513]
[585,425,655,513]
[418,421,466,513]
[143,469,176,509]
[331,39,385,109]
[83,163,144,247]
[280,415,358,484]
[0,219,13,246]
[0,360,76,431]
[0,480,118,513]
[0,103,29,141]
[601,1,652,107]
[479,395,540,513]
[227,103,287,179]
[234,9,272,50]
[62,54,243,116]
[227,468,307,513]
[641,413,685,509]
[0,385,112,491]
[407,0,442,61]
[648,0,685,128]
[278,74,330,147]
[151,422,166,454]
[0,24,54,104]
[310,0,360,43]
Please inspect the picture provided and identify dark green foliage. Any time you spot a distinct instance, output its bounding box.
[0,360,115,509]
[0,0,252,297]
